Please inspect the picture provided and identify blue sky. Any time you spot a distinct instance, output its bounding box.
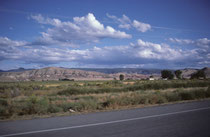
[0,0,210,70]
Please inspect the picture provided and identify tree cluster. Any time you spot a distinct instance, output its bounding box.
[161,70,174,79]
[174,70,182,79]
[191,70,206,79]
[119,74,124,81]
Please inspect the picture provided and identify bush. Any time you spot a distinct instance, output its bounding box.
[164,92,181,102]
[206,87,210,97]
[22,96,49,115]
[138,95,149,104]
[59,102,83,112]
[179,92,194,100]
[48,105,63,113]
[58,87,122,95]
[0,98,8,106]
[58,103,75,112]
[165,88,210,102]
[58,98,100,112]
[0,106,11,118]
[146,94,167,104]
[80,100,100,110]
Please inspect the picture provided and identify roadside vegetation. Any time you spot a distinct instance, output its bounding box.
[0,79,210,120]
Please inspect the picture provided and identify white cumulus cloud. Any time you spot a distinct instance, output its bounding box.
[0,37,27,47]
[107,13,151,32]
[169,37,210,47]
[106,13,132,29]
[31,13,131,47]
[168,38,194,44]
[196,38,210,47]
[134,39,182,60]
[132,20,151,32]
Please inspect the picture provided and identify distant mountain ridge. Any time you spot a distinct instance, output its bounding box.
[1,67,162,74]
[0,68,34,72]
[0,67,209,82]
[0,67,155,82]
[72,68,162,74]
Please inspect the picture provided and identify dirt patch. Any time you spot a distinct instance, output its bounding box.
[123,82,135,85]
[45,84,61,88]
[78,83,84,86]
[159,87,208,93]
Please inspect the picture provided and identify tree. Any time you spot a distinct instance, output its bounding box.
[191,70,206,79]
[119,74,124,81]
[161,70,174,79]
[174,70,182,79]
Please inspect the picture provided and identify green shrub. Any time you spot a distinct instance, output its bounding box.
[155,95,168,104]
[0,106,12,119]
[165,92,181,102]
[192,89,207,98]
[175,88,209,101]
[179,91,194,100]
[80,100,100,110]
[206,86,210,96]
[22,96,49,115]
[114,96,133,106]
[138,95,149,104]
[58,103,74,112]
[58,87,122,95]
[48,105,63,113]
[147,94,166,104]
[58,102,94,112]
[0,98,8,106]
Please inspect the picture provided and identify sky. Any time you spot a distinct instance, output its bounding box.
[0,0,210,70]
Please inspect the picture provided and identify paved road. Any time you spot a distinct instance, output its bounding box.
[0,100,210,137]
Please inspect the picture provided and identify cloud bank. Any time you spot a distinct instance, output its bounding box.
[0,36,208,68]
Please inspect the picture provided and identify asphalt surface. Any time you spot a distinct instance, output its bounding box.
[0,100,210,137]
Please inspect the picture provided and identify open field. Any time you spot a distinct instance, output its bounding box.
[0,79,210,120]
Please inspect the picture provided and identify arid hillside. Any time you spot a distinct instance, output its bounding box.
[0,67,209,82]
[0,67,149,82]
[180,67,210,79]
[0,67,111,81]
